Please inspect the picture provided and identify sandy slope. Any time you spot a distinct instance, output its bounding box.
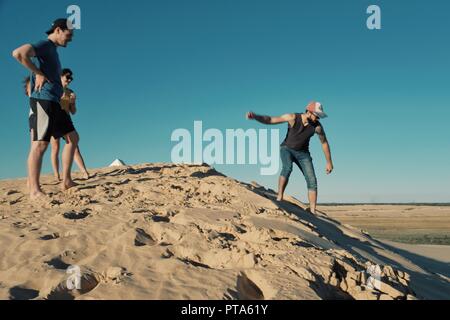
[0,163,447,300]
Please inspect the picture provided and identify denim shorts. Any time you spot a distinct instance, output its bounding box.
[280,145,317,191]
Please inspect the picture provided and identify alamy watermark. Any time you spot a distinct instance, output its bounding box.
[364,264,382,290]
[367,5,382,30]
[67,5,82,30]
[66,265,81,290]
[171,121,280,175]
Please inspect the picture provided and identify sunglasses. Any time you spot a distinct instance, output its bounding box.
[64,74,73,81]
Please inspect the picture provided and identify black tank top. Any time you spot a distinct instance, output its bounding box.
[281,113,320,152]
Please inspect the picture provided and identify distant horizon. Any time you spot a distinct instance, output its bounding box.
[0,160,448,205]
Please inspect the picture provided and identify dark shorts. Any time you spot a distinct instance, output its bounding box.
[29,98,75,142]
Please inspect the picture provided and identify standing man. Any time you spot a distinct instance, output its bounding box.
[246,101,334,214]
[12,18,79,199]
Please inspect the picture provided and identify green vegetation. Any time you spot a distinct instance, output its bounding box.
[371,233,450,245]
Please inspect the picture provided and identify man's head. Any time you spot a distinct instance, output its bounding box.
[46,18,74,47]
[305,101,327,122]
[61,68,73,88]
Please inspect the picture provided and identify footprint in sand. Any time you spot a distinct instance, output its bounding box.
[236,273,265,300]
[46,272,100,300]
[134,228,157,247]
[136,177,152,182]
[45,257,71,270]
[132,208,151,214]
[291,240,315,248]
[12,221,31,229]
[49,199,62,206]
[178,257,211,269]
[116,178,131,185]
[39,233,60,241]
[9,196,24,205]
[9,286,40,300]
[63,209,91,220]
[4,189,20,196]
[151,215,170,223]
[76,184,99,191]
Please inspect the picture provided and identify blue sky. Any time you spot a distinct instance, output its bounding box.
[1,0,449,203]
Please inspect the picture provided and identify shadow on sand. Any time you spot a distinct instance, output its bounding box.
[245,183,450,300]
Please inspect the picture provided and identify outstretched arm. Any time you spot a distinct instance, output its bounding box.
[246,112,295,125]
[316,125,334,174]
[12,44,49,92]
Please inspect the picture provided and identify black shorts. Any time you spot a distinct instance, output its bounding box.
[29,98,75,142]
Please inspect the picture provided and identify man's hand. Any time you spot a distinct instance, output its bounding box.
[326,162,333,174]
[69,92,77,114]
[34,73,50,92]
[246,111,255,120]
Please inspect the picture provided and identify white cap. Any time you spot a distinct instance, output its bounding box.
[306,101,328,119]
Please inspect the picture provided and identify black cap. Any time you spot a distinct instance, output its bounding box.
[45,18,71,35]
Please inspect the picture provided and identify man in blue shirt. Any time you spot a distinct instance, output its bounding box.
[12,18,79,200]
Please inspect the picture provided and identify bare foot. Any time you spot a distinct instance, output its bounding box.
[54,175,61,182]
[30,190,47,200]
[82,171,90,180]
[306,207,316,215]
[276,196,283,201]
[61,180,79,191]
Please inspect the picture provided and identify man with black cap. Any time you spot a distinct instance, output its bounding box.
[246,101,334,214]
[12,18,79,200]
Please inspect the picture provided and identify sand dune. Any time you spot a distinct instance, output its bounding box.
[0,163,447,300]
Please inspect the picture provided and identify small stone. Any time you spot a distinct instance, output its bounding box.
[348,286,362,296]
[134,228,156,246]
[383,266,396,278]
[342,263,356,273]
[346,277,357,288]
[106,267,124,279]
[352,290,378,300]
[380,282,404,299]
[360,272,367,285]
[328,272,339,286]
[340,279,348,292]
[161,249,174,259]
[399,278,409,286]
[347,272,359,281]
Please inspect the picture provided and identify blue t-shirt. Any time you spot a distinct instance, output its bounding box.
[30,40,63,103]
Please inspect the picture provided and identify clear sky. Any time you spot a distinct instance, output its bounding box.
[1,0,449,203]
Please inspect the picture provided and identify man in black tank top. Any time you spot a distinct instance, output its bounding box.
[246,101,334,214]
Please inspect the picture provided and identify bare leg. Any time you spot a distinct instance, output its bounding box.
[28,141,49,199]
[74,146,90,179]
[61,131,79,191]
[50,137,61,181]
[308,190,317,214]
[27,130,33,189]
[277,176,289,201]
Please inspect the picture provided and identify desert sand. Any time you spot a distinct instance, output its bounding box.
[323,205,450,245]
[0,163,448,300]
